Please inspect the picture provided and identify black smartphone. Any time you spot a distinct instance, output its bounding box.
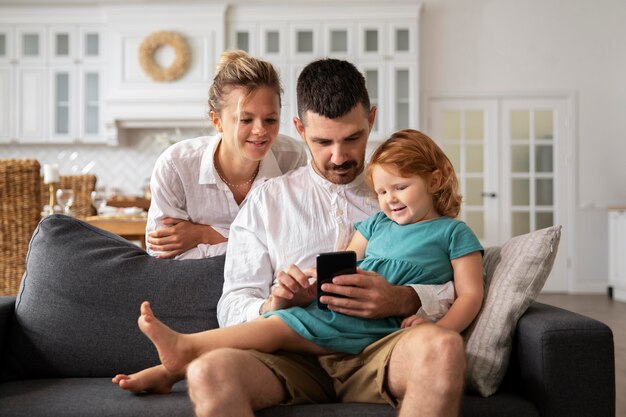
[316,251,357,310]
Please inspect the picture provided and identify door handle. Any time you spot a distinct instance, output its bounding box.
[481,192,497,198]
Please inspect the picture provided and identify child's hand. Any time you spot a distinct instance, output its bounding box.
[401,315,429,328]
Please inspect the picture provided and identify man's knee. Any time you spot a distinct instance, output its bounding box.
[187,348,242,394]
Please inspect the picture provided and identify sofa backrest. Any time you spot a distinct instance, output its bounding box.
[1,215,225,381]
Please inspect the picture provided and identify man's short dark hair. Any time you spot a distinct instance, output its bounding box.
[296,58,370,123]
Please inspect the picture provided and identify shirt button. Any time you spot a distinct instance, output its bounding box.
[337,209,344,216]
[330,184,337,192]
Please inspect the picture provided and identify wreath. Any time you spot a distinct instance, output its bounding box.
[138,31,191,82]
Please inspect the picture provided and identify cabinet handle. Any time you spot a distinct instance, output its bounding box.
[481,192,497,198]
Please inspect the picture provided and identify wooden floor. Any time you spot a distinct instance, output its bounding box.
[537,294,625,417]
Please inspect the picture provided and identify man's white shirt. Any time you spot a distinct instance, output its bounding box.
[218,163,451,327]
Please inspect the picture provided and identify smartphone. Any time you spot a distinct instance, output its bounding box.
[316,251,357,310]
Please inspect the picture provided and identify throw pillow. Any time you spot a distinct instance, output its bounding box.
[1,215,226,381]
[464,225,562,397]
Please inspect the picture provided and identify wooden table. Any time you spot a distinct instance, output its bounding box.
[82,216,147,248]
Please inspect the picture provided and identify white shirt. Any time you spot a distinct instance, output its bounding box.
[218,163,451,327]
[146,134,308,259]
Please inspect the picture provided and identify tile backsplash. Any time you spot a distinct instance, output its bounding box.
[1,127,209,196]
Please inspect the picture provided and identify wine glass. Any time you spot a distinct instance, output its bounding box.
[56,189,75,216]
[90,189,108,216]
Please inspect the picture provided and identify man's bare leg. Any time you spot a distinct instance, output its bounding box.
[112,364,184,394]
[386,324,466,417]
[186,348,286,417]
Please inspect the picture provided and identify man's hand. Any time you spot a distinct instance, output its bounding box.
[148,218,227,259]
[319,269,421,319]
[261,265,316,313]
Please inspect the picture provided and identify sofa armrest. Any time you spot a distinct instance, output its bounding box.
[515,302,615,417]
[0,297,16,358]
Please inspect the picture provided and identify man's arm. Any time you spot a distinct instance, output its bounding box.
[217,193,275,327]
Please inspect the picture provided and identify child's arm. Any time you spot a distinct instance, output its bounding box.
[432,251,484,333]
[345,230,368,260]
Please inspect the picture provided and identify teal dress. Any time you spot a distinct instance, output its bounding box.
[264,213,483,354]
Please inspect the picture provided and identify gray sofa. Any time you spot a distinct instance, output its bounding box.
[0,216,616,417]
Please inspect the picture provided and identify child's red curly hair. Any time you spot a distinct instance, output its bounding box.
[366,129,462,218]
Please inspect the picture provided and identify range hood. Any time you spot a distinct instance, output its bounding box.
[102,3,225,144]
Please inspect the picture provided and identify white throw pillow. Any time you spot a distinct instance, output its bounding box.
[464,225,562,397]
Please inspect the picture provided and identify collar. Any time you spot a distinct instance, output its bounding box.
[198,134,222,185]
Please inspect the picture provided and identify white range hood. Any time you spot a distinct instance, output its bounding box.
[102,3,226,144]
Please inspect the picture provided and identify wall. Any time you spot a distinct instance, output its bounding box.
[419,0,626,292]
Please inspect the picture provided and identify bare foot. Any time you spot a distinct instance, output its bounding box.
[138,301,193,373]
[112,364,182,394]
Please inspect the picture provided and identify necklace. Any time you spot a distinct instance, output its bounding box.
[214,156,260,189]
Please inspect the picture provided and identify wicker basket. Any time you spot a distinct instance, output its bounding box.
[0,159,42,296]
[41,174,98,217]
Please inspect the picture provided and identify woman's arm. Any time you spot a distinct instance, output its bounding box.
[433,251,484,333]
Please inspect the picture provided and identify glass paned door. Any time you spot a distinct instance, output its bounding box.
[501,99,568,291]
[429,100,499,247]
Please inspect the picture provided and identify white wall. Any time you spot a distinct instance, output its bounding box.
[419,0,626,292]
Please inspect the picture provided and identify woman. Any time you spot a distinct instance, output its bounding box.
[146,50,307,259]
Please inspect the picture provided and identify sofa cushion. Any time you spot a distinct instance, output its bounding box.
[0,215,225,381]
[463,225,562,397]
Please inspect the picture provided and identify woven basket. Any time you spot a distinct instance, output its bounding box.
[0,159,42,296]
[41,174,98,217]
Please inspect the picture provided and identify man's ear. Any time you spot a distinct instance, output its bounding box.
[293,116,306,140]
[368,106,377,131]
[210,111,223,132]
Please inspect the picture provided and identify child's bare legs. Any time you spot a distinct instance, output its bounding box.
[112,364,183,394]
[139,301,332,375]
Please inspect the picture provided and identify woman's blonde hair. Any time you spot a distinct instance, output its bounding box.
[366,129,462,218]
[208,50,282,115]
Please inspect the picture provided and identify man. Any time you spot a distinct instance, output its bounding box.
[186,59,466,417]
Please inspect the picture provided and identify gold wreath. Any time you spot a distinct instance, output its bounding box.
[138,31,191,82]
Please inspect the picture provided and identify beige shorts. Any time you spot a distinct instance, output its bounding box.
[247,328,410,407]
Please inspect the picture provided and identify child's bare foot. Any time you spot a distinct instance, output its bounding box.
[138,301,193,373]
[112,364,182,394]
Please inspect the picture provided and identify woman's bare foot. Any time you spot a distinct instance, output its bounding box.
[138,301,193,373]
[112,364,182,394]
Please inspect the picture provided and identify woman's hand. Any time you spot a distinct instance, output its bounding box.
[147,217,227,259]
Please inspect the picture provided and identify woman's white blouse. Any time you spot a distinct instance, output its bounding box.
[146,134,308,259]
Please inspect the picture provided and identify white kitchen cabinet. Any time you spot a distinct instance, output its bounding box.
[0,17,105,144]
[227,4,421,140]
[48,26,105,143]
[609,209,626,302]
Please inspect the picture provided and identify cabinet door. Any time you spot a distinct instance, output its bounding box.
[16,66,47,142]
[0,67,12,142]
[388,63,418,132]
[49,66,77,143]
[16,27,46,63]
[229,24,258,55]
[49,26,76,63]
[324,24,354,58]
[79,67,103,142]
[79,27,102,63]
[259,24,287,62]
[0,27,14,64]
[388,21,418,58]
[357,22,385,60]
[290,24,320,60]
